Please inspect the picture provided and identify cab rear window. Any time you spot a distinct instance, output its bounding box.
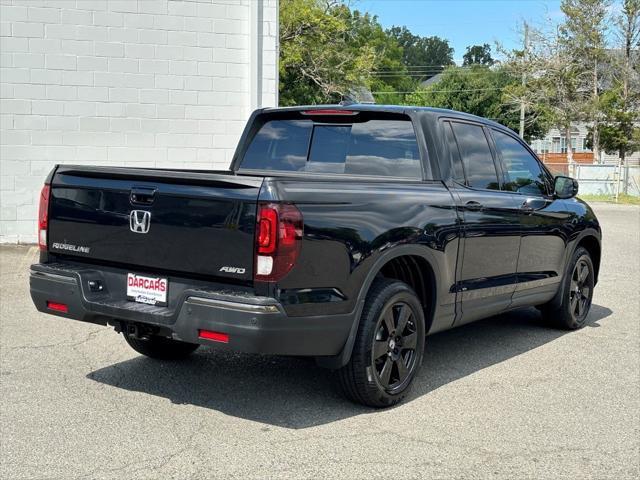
[240,117,422,178]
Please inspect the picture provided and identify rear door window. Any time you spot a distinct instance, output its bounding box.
[450,122,500,190]
[240,117,422,178]
[443,121,465,184]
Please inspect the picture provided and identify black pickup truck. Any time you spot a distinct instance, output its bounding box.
[30,105,601,407]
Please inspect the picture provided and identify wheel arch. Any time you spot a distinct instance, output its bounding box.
[316,245,440,369]
[576,234,601,284]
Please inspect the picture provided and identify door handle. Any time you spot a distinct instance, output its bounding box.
[130,186,156,206]
[520,201,535,214]
[465,201,483,211]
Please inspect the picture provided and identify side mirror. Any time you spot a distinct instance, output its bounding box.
[554,175,579,199]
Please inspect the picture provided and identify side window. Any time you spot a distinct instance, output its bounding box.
[443,122,465,183]
[492,129,548,196]
[451,122,500,190]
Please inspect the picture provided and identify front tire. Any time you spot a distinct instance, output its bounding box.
[540,246,595,330]
[123,333,199,360]
[336,279,426,408]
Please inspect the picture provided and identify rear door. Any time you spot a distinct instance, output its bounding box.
[444,120,522,324]
[48,167,262,282]
[489,128,570,304]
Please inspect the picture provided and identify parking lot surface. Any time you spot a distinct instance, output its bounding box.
[1,203,639,479]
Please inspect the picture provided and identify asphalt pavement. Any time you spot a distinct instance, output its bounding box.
[1,202,639,479]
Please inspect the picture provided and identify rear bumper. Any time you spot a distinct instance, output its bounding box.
[29,263,353,357]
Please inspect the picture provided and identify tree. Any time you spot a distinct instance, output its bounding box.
[279,0,378,105]
[463,44,495,66]
[338,8,410,105]
[405,65,548,141]
[386,26,454,80]
[592,0,640,166]
[559,0,610,163]
[279,0,411,105]
[501,22,589,162]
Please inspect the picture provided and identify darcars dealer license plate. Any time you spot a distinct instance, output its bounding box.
[126,273,168,306]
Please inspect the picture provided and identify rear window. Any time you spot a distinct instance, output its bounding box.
[240,118,422,178]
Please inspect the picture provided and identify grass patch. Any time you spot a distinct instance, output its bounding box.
[578,194,640,205]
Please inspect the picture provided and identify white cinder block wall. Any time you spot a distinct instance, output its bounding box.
[0,0,278,243]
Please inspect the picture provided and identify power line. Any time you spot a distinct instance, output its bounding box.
[371,86,506,94]
[369,70,501,76]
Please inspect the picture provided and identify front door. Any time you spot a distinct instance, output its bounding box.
[489,128,571,307]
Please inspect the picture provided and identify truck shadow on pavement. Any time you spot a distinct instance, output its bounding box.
[87,304,612,429]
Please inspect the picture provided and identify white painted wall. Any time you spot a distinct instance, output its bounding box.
[0,0,278,243]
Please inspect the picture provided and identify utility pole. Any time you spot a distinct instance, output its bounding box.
[519,22,529,139]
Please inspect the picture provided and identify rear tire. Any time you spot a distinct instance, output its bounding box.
[123,333,199,360]
[540,246,595,330]
[336,278,426,408]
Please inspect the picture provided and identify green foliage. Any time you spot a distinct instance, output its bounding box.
[587,87,640,160]
[462,44,495,66]
[405,65,548,141]
[279,0,378,105]
[386,26,454,74]
[279,0,412,106]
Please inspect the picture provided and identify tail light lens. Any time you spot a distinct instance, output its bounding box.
[38,184,50,251]
[255,203,303,282]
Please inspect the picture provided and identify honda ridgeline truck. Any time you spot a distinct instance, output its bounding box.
[30,105,601,407]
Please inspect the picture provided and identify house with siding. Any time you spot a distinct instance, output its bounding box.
[530,122,640,168]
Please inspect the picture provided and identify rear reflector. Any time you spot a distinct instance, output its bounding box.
[198,330,229,343]
[47,301,68,313]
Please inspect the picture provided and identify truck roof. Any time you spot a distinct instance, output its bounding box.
[261,104,510,132]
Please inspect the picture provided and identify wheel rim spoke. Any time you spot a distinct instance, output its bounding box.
[382,308,395,334]
[379,357,393,387]
[373,340,388,360]
[395,357,409,382]
[570,293,579,314]
[578,263,589,283]
[396,304,411,334]
[402,332,417,350]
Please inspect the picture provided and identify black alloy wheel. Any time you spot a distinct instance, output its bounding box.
[539,246,595,330]
[336,278,425,408]
[569,257,592,323]
[372,301,419,393]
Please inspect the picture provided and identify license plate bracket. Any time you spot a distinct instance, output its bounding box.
[126,273,168,306]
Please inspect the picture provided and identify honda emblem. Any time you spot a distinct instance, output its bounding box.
[129,210,151,234]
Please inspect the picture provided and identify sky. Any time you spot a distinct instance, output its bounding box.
[352,0,564,63]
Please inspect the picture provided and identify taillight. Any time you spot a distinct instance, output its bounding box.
[38,184,50,251]
[255,203,303,282]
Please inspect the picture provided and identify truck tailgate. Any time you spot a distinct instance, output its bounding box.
[48,166,262,282]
